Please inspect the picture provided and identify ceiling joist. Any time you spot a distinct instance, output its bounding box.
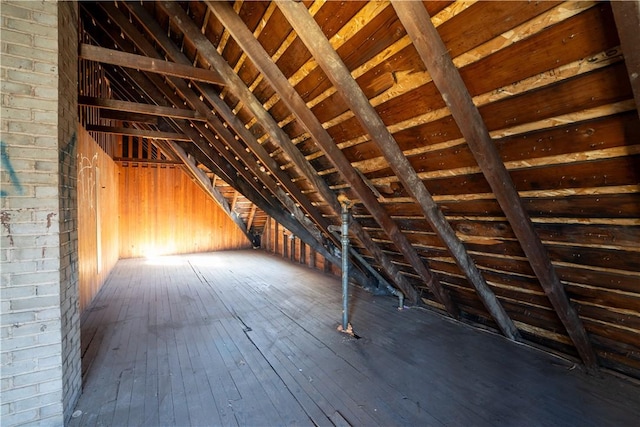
[85,124,190,141]
[79,42,226,86]
[78,96,208,121]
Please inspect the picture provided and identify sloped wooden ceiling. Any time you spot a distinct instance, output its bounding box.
[79,1,640,379]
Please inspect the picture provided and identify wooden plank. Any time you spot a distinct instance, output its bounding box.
[79,96,207,121]
[99,109,158,124]
[276,1,526,337]
[479,62,632,132]
[611,0,640,120]
[86,124,191,141]
[460,4,618,97]
[113,158,182,165]
[79,43,225,85]
[392,0,599,370]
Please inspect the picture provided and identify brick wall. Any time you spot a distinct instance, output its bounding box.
[57,2,81,422]
[1,1,81,425]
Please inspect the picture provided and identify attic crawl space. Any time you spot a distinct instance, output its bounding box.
[1,1,639,425]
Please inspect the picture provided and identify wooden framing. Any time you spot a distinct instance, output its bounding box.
[79,43,225,86]
[75,0,640,376]
[112,2,331,246]
[208,0,461,317]
[156,1,424,303]
[85,124,191,142]
[79,96,207,121]
[611,1,640,120]
[391,1,597,369]
[87,1,375,288]
[277,0,519,337]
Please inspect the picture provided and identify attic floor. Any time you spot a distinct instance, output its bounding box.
[70,250,640,427]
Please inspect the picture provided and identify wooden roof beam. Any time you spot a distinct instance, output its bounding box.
[247,204,257,232]
[79,96,208,121]
[278,1,520,337]
[79,43,226,86]
[611,1,640,120]
[157,1,421,303]
[85,124,190,141]
[99,110,159,125]
[392,1,598,370]
[208,0,461,317]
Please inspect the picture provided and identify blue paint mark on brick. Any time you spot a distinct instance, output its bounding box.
[1,141,24,197]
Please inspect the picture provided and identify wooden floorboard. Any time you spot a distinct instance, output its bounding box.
[70,250,640,427]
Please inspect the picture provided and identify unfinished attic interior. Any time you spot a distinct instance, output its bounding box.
[1,0,640,425]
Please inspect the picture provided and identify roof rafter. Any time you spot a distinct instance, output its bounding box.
[278,0,519,338]
[208,0,461,316]
[391,0,598,369]
[611,0,640,120]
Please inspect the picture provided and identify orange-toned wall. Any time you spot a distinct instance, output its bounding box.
[118,165,251,258]
[78,125,120,312]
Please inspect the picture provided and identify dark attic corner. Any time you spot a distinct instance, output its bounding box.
[1,1,640,426]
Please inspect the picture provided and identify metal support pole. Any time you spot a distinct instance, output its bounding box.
[341,199,350,331]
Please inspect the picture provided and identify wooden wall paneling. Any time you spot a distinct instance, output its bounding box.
[77,126,120,312]
[118,165,251,258]
[274,220,279,255]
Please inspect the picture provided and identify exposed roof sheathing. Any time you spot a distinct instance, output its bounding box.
[78,1,640,379]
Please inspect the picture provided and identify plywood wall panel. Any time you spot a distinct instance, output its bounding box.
[118,165,251,258]
[77,125,120,312]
